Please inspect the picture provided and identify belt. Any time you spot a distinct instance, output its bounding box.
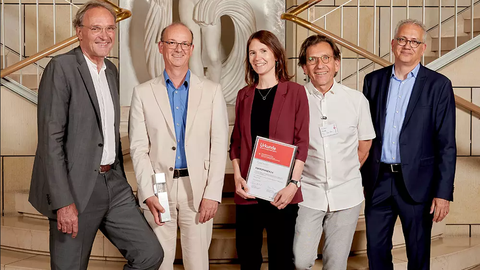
[99,164,112,174]
[381,163,402,173]
[173,168,189,179]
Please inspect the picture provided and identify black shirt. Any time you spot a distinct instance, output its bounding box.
[250,85,278,149]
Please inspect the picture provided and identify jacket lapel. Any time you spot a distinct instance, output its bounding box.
[75,47,103,136]
[269,82,288,138]
[151,75,176,136]
[186,73,202,140]
[378,66,393,139]
[401,65,427,131]
[244,86,255,149]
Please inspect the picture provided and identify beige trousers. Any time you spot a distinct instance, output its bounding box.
[144,176,213,270]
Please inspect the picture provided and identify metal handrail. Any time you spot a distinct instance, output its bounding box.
[0,0,131,78]
[281,0,480,119]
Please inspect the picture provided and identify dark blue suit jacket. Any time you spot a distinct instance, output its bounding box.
[361,64,456,203]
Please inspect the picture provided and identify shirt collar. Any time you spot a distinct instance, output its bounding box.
[305,80,337,98]
[83,54,106,73]
[164,69,191,89]
[391,63,420,80]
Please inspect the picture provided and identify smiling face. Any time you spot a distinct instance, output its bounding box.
[159,24,194,73]
[248,38,277,80]
[76,7,115,65]
[302,42,339,93]
[392,23,426,68]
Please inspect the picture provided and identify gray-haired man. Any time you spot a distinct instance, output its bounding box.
[29,1,163,269]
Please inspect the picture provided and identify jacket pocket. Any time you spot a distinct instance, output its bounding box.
[204,160,210,170]
[420,156,435,166]
[203,160,210,182]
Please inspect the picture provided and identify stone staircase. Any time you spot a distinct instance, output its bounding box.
[425,17,480,65]
[2,99,480,268]
[3,35,480,268]
[1,51,42,91]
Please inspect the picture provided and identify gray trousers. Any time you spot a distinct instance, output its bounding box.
[49,168,163,270]
[293,203,362,270]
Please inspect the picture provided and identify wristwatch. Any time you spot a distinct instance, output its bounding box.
[288,179,301,188]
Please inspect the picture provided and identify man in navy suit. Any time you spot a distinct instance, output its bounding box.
[361,19,456,270]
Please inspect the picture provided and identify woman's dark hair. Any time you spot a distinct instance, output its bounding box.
[244,30,292,86]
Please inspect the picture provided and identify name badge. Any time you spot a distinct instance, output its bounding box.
[320,123,338,137]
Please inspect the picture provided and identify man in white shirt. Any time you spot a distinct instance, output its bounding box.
[293,35,376,270]
[29,1,163,269]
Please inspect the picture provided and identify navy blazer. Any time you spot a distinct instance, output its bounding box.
[361,64,456,203]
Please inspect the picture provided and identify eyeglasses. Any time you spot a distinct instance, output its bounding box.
[162,40,192,50]
[306,55,333,65]
[80,25,117,35]
[395,37,423,48]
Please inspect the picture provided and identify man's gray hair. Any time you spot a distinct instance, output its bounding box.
[73,0,117,28]
[394,19,427,42]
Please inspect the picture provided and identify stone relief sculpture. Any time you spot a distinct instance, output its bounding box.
[144,0,173,79]
[193,0,256,104]
[179,0,224,83]
[144,0,256,104]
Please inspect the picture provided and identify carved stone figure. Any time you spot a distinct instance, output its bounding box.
[144,0,172,79]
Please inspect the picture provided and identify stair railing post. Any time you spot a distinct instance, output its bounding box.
[357,0,360,90]
[36,0,39,89]
[390,0,393,62]
[340,5,344,83]
[439,0,442,57]
[18,0,23,85]
[455,0,458,48]
[422,0,425,63]
[471,0,474,39]
[1,0,4,69]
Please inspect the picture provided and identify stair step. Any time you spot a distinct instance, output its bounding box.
[14,193,236,225]
[464,18,480,34]
[431,35,472,52]
[3,236,480,269]
[7,73,40,91]
[0,215,263,262]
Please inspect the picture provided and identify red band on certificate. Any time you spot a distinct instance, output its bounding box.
[254,138,296,167]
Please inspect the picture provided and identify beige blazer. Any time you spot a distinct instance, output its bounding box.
[129,72,229,211]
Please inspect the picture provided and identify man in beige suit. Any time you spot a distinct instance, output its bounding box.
[129,22,229,270]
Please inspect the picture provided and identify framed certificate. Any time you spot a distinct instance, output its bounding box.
[246,136,297,201]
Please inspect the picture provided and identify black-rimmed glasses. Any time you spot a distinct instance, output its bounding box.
[395,37,423,48]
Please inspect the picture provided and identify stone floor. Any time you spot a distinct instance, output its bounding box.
[2,236,480,269]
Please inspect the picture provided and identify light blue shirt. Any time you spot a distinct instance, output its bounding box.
[381,63,420,164]
[164,70,190,169]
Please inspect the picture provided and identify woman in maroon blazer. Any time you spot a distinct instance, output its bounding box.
[229,30,310,270]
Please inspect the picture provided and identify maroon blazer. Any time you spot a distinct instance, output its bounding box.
[229,80,310,205]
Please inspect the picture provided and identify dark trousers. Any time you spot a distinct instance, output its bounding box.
[236,199,299,270]
[49,168,164,270]
[365,168,433,270]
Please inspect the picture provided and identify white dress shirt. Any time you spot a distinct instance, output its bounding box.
[301,81,376,212]
[84,55,116,165]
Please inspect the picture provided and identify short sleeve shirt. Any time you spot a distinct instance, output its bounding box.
[301,81,376,212]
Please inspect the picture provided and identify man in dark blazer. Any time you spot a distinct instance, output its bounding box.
[361,19,456,270]
[28,1,163,269]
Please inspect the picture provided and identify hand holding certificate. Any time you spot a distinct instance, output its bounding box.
[246,137,297,202]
